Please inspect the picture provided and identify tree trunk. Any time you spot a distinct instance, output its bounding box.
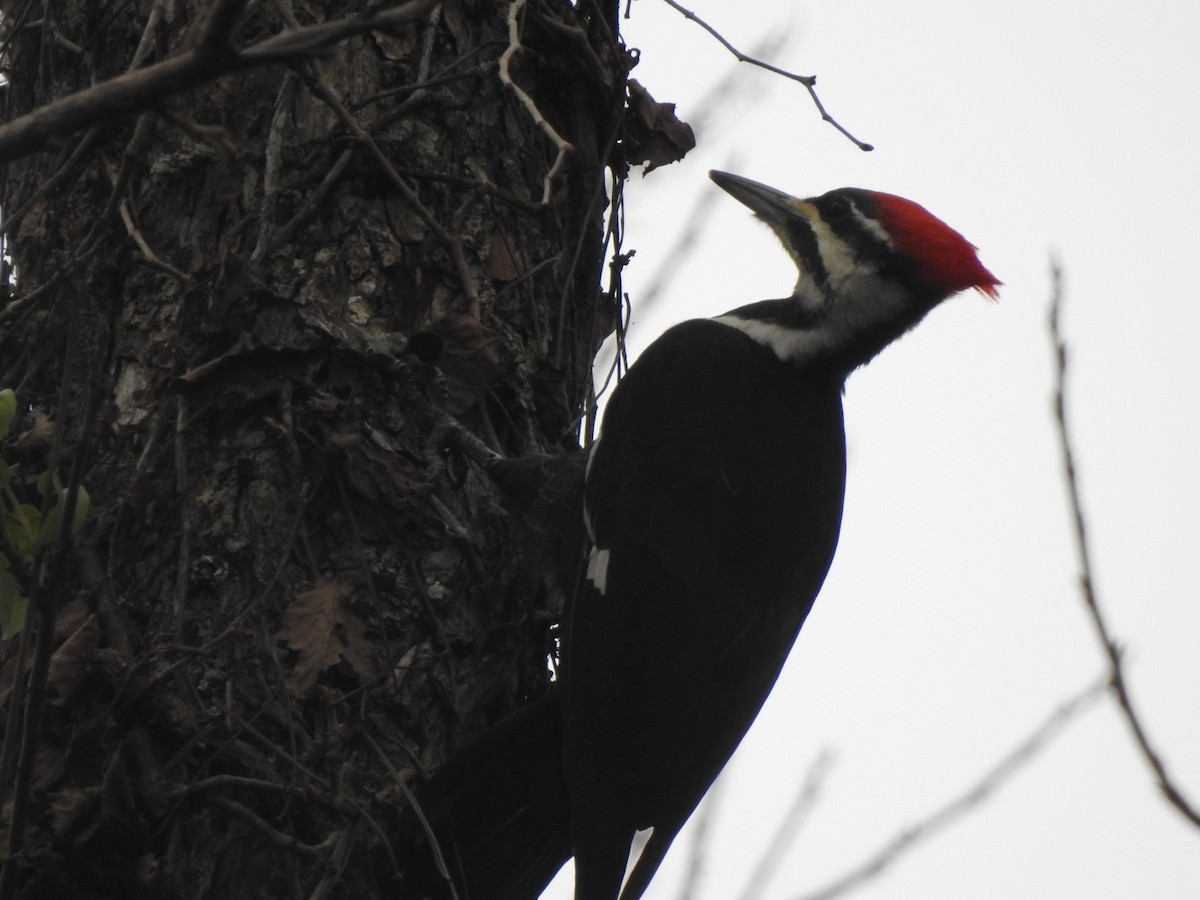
[0,1,632,896]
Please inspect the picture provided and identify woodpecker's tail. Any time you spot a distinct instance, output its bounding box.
[407,691,572,900]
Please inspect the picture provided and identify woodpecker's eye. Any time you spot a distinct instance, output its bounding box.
[820,194,854,228]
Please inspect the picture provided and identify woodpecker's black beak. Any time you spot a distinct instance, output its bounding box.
[709,170,811,229]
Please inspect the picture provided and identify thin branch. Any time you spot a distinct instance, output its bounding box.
[738,749,834,900]
[209,797,338,854]
[676,778,722,900]
[251,71,298,261]
[293,63,482,316]
[499,0,574,205]
[0,129,100,238]
[656,0,873,151]
[1048,259,1200,829]
[239,0,436,65]
[0,0,437,162]
[172,396,191,626]
[792,676,1108,900]
[265,147,354,254]
[362,729,460,900]
[171,774,316,800]
[194,0,253,58]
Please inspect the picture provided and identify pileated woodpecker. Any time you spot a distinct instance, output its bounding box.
[412,172,999,900]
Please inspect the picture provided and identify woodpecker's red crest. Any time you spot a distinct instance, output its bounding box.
[867,190,1001,300]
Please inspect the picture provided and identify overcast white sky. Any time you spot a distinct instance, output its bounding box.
[547,1,1200,897]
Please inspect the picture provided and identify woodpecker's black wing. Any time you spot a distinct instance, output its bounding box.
[564,317,847,900]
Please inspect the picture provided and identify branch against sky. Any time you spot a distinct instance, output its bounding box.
[654,0,874,151]
[1048,259,1200,831]
[788,676,1107,900]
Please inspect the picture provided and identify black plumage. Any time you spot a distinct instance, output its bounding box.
[409,171,998,900]
[567,320,846,899]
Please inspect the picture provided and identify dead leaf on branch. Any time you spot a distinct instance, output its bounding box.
[624,80,696,172]
[0,599,90,706]
[332,430,435,519]
[487,226,524,282]
[277,579,379,698]
[48,613,100,703]
[426,314,508,414]
[49,786,99,839]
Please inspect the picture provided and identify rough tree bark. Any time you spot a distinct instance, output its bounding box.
[0,1,672,896]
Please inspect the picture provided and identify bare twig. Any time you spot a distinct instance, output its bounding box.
[265,148,354,254]
[239,1,436,65]
[0,129,100,238]
[171,773,317,800]
[295,65,483,315]
[792,677,1107,900]
[115,193,193,286]
[1048,259,1200,830]
[306,821,359,900]
[739,749,834,900]
[194,0,253,57]
[251,71,298,261]
[210,797,338,854]
[173,396,191,626]
[677,779,723,900]
[269,0,476,316]
[499,0,574,204]
[0,0,437,162]
[362,729,460,900]
[656,0,873,151]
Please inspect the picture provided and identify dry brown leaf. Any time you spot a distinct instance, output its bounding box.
[277,579,379,698]
[336,431,434,518]
[173,333,252,388]
[49,786,99,838]
[48,613,99,702]
[427,314,508,414]
[0,599,90,706]
[487,226,523,282]
[624,80,696,172]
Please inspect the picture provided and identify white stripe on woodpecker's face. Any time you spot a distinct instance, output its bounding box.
[805,210,862,296]
[849,203,893,248]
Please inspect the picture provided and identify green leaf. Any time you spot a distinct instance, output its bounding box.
[37,468,61,498]
[72,486,90,533]
[0,558,27,640]
[34,487,89,550]
[7,504,40,560]
[0,458,9,488]
[0,389,15,440]
[37,502,62,551]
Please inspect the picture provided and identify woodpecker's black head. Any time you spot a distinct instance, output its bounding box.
[709,170,1000,370]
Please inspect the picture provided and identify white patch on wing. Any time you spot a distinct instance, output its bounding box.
[586,546,610,595]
